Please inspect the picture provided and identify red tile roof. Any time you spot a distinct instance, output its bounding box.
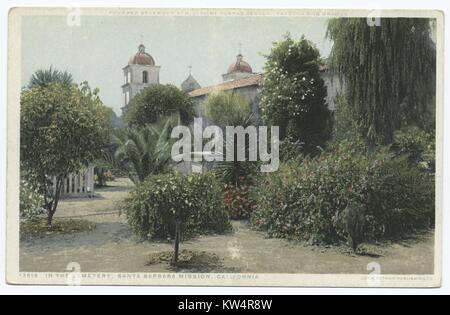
[189,74,262,97]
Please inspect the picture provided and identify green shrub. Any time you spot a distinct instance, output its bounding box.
[279,137,305,162]
[20,179,45,222]
[124,172,231,241]
[365,156,435,237]
[251,141,434,244]
[391,126,435,166]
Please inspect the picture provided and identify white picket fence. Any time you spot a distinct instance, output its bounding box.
[53,165,95,198]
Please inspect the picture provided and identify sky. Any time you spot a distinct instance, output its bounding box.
[22,15,332,115]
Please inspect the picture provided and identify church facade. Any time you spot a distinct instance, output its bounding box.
[121,43,341,117]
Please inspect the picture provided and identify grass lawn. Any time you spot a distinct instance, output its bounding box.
[20,177,435,274]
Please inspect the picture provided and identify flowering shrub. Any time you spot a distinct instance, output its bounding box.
[259,34,332,154]
[224,184,253,220]
[251,141,434,244]
[20,179,45,222]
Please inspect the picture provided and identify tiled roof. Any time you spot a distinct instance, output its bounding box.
[189,74,262,97]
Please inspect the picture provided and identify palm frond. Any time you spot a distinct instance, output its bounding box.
[114,115,178,182]
[28,66,74,89]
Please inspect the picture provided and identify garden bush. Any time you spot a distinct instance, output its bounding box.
[224,184,254,220]
[390,126,435,167]
[124,172,231,241]
[279,137,305,162]
[251,140,434,244]
[20,179,45,222]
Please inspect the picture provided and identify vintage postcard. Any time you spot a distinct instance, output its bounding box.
[6,7,444,287]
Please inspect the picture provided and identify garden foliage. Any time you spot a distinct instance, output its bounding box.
[224,184,254,220]
[20,82,111,226]
[251,141,435,244]
[115,115,178,183]
[124,172,231,241]
[260,34,333,154]
[20,179,45,222]
[327,18,436,145]
[124,84,195,128]
[390,126,435,166]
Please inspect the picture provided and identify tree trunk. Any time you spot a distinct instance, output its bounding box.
[47,210,55,229]
[47,176,63,230]
[172,220,181,264]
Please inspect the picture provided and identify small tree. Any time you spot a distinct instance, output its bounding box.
[260,34,332,154]
[124,84,195,128]
[20,83,111,227]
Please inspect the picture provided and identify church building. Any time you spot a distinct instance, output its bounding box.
[121,43,340,117]
[186,53,262,118]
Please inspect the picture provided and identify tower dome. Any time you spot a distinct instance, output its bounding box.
[128,44,155,66]
[222,53,254,82]
[227,54,253,74]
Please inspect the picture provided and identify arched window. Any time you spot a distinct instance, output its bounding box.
[143,71,149,84]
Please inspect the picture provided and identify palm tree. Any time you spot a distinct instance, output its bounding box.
[215,123,259,187]
[115,116,178,183]
[205,93,258,187]
[28,66,74,89]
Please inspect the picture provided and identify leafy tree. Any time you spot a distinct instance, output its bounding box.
[124,84,195,127]
[28,66,74,89]
[115,116,178,183]
[260,34,333,154]
[204,91,254,128]
[333,94,361,142]
[327,18,436,148]
[21,83,111,227]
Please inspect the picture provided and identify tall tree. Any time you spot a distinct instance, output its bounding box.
[260,34,332,154]
[21,83,111,227]
[28,66,74,89]
[327,18,436,147]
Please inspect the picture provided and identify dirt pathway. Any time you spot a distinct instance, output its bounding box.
[20,178,435,274]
